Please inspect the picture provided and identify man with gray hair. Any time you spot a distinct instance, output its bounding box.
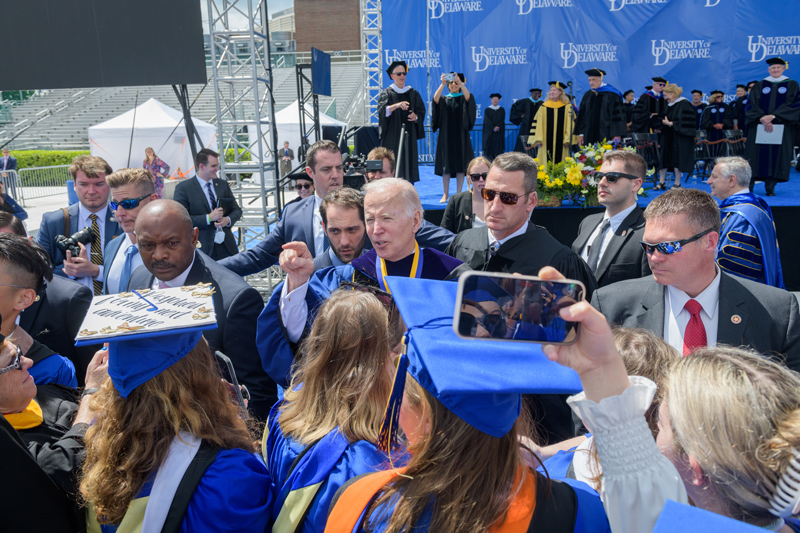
[706,156,784,288]
[256,177,468,388]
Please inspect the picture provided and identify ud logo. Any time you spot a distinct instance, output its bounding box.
[429,0,483,19]
[748,35,800,63]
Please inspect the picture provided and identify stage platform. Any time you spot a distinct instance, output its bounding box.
[415,165,800,291]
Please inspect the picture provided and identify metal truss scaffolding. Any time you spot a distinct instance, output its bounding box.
[206,0,284,298]
[360,0,382,125]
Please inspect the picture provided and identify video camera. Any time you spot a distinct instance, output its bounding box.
[342,153,385,190]
[55,227,95,258]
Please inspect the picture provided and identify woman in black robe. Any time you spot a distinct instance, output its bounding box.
[376,60,426,183]
[655,84,697,190]
[433,72,477,203]
[481,93,505,161]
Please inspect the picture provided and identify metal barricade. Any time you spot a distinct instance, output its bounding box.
[417,124,522,165]
[0,169,20,201]
[16,164,72,206]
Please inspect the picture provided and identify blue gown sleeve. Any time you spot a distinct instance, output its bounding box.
[29,355,78,389]
[181,449,273,532]
[717,212,765,284]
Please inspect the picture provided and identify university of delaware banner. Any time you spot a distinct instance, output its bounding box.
[380,0,800,122]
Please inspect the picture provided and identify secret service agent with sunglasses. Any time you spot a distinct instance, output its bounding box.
[591,188,800,372]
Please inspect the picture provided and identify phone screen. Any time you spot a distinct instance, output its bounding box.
[454,272,584,344]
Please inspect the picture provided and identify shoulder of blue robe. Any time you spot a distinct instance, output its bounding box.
[181,448,272,532]
[352,248,464,282]
[719,203,784,288]
[721,192,774,219]
[595,85,622,97]
[28,354,77,389]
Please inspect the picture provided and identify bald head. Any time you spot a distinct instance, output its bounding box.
[135,200,198,282]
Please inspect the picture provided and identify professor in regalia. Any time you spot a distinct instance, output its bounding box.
[509,88,543,153]
[745,56,800,196]
[377,60,425,183]
[529,81,577,166]
[575,68,626,146]
[482,93,505,161]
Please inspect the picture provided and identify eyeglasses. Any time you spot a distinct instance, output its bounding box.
[594,171,640,184]
[640,228,714,255]
[110,193,152,211]
[458,312,506,339]
[0,282,30,290]
[481,188,530,205]
[295,183,313,191]
[0,344,23,376]
[469,172,488,182]
[392,71,407,76]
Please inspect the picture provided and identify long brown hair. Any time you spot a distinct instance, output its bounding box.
[278,289,393,444]
[363,377,533,533]
[79,340,255,525]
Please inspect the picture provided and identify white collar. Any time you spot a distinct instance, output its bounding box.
[488,104,501,110]
[766,75,788,82]
[731,187,750,197]
[667,267,721,319]
[389,83,412,94]
[605,202,637,232]
[488,220,529,246]
[157,254,196,288]
[78,202,109,224]
[195,174,213,186]
[667,96,688,107]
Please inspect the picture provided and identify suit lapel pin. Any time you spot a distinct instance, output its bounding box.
[621,230,626,236]
[731,314,742,324]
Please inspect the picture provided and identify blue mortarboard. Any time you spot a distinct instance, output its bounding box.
[653,500,763,532]
[377,277,582,450]
[108,330,204,398]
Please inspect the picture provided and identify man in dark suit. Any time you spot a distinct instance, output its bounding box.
[592,188,800,371]
[36,155,122,295]
[102,168,158,294]
[173,148,242,261]
[0,148,17,179]
[129,200,276,420]
[279,141,294,178]
[313,187,367,270]
[572,150,650,287]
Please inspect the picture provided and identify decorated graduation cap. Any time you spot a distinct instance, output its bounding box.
[490,93,502,99]
[691,89,703,95]
[766,57,788,67]
[652,500,763,532]
[652,76,668,83]
[548,81,568,90]
[385,60,408,77]
[377,277,582,451]
[585,68,606,77]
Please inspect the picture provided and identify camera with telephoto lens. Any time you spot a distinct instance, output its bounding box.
[342,153,386,189]
[55,227,96,258]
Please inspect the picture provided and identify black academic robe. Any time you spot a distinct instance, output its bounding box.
[701,102,731,142]
[630,92,666,133]
[510,98,542,152]
[691,102,707,130]
[623,102,635,127]
[575,89,626,144]
[377,87,426,183]
[482,106,506,160]
[433,94,477,176]
[730,95,748,130]
[660,98,697,173]
[745,78,800,182]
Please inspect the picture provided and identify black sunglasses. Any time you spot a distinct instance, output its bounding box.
[392,71,407,76]
[469,172,488,182]
[110,193,152,211]
[295,183,313,190]
[595,171,640,183]
[458,312,506,339]
[0,344,23,376]
[640,228,714,255]
[339,280,396,317]
[481,188,530,205]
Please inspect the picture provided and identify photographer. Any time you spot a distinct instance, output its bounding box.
[36,155,122,295]
[433,72,476,203]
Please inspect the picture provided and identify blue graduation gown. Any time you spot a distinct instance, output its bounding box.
[29,354,77,389]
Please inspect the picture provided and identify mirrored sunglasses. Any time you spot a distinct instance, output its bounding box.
[640,228,714,255]
[110,193,152,211]
[481,188,529,205]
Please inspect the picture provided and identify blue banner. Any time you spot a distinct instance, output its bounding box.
[380,0,800,119]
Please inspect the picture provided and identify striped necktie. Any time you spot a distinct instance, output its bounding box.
[89,214,103,295]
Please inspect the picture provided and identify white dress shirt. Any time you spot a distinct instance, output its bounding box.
[663,268,721,354]
[106,234,143,294]
[488,220,529,249]
[580,203,637,263]
[195,174,216,211]
[311,193,325,257]
[150,255,196,290]
[71,203,110,290]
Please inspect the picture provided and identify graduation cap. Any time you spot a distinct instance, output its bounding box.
[376,277,582,451]
[710,89,724,96]
[290,171,313,184]
[645,85,653,91]
[652,76,668,83]
[691,89,703,95]
[652,500,764,532]
[548,81,568,90]
[736,84,747,89]
[766,57,788,67]
[747,80,758,87]
[623,89,634,97]
[385,60,408,77]
[530,87,542,93]
[584,68,606,77]
[490,93,502,99]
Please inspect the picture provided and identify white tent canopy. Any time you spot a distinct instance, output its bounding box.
[88,98,218,179]
[248,99,347,163]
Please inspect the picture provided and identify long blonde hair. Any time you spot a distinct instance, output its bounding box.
[79,340,255,525]
[666,347,800,526]
[363,376,534,533]
[279,289,393,444]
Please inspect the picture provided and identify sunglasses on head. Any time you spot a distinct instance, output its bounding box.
[339,280,396,317]
[595,171,640,184]
[640,227,714,255]
[0,344,23,376]
[481,188,530,205]
[110,193,151,211]
[295,183,313,190]
[469,172,488,182]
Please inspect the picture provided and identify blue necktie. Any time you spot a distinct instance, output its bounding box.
[207,181,217,211]
[118,245,139,293]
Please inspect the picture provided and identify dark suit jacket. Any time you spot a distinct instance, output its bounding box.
[19,275,98,387]
[592,273,800,372]
[220,195,456,277]
[101,232,127,294]
[35,203,122,277]
[128,251,276,420]
[571,207,651,287]
[1,155,17,171]
[313,248,337,271]
[440,190,474,234]
[173,177,243,259]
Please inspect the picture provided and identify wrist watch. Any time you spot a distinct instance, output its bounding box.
[81,388,99,399]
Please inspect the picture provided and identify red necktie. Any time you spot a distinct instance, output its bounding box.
[683,299,707,356]
[158,281,169,290]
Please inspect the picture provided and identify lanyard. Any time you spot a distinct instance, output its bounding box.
[376,241,422,294]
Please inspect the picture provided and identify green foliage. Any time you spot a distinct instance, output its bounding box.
[11,150,90,171]
[224,149,251,163]
[2,91,36,102]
